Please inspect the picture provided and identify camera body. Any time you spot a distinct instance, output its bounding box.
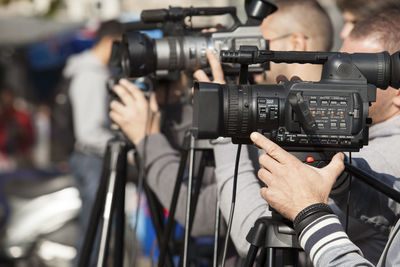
[193,48,400,152]
[194,81,374,152]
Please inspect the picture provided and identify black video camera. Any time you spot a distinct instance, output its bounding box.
[118,0,277,78]
[193,47,400,152]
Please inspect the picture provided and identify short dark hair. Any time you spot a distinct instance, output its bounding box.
[336,0,400,22]
[96,19,123,40]
[349,9,400,53]
[275,0,333,51]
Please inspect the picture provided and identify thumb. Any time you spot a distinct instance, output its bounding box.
[322,153,345,182]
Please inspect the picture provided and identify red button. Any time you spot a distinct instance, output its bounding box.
[306,157,315,163]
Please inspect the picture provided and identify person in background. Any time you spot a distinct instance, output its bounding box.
[336,0,400,39]
[0,87,34,171]
[252,0,333,85]
[64,20,123,264]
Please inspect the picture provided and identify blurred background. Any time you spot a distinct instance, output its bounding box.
[0,0,342,266]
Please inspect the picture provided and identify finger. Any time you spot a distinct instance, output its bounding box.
[113,85,135,106]
[290,75,302,82]
[257,168,273,186]
[119,79,147,105]
[276,75,289,83]
[206,50,225,84]
[322,152,345,182]
[193,69,210,82]
[201,27,217,33]
[109,100,126,115]
[109,110,123,124]
[260,187,270,202]
[251,132,293,164]
[259,153,281,173]
[149,93,159,113]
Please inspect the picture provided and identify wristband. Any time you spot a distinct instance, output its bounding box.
[293,203,333,236]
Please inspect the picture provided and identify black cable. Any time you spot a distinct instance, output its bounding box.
[130,95,153,267]
[345,153,352,233]
[221,144,242,266]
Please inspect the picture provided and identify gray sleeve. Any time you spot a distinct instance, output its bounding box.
[69,71,113,151]
[135,133,218,236]
[377,219,400,266]
[299,214,374,267]
[213,141,271,257]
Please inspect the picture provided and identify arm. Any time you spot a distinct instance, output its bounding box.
[251,132,376,267]
[110,79,218,236]
[135,133,218,236]
[299,214,374,267]
[213,140,270,257]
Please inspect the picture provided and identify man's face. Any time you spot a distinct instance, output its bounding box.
[255,14,291,84]
[340,11,357,40]
[341,37,400,124]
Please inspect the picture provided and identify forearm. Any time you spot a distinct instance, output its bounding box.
[299,214,374,267]
[214,141,270,257]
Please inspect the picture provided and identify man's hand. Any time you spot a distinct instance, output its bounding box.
[109,79,160,145]
[193,50,226,84]
[250,132,344,221]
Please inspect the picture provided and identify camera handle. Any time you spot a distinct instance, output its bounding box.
[344,162,400,203]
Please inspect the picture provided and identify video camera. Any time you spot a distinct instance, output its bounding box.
[118,0,277,78]
[193,47,400,152]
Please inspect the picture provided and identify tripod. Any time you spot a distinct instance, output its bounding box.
[244,213,300,267]
[77,136,176,267]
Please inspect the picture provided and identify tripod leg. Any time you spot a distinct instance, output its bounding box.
[213,199,220,267]
[114,148,127,267]
[143,183,175,267]
[188,150,210,233]
[158,134,191,267]
[97,142,126,267]
[266,248,276,267]
[256,248,266,267]
[78,144,111,267]
[181,134,196,267]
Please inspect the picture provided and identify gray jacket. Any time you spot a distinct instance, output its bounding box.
[64,50,113,154]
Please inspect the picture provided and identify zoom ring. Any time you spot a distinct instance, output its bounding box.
[226,86,239,136]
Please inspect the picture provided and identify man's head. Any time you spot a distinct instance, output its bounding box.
[92,20,123,65]
[336,0,400,39]
[341,9,400,125]
[256,0,333,84]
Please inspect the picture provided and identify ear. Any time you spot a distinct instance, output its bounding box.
[288,33,308,51]
[392,89,400,108]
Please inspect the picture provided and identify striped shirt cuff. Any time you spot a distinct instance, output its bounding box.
[299,214,356,266]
